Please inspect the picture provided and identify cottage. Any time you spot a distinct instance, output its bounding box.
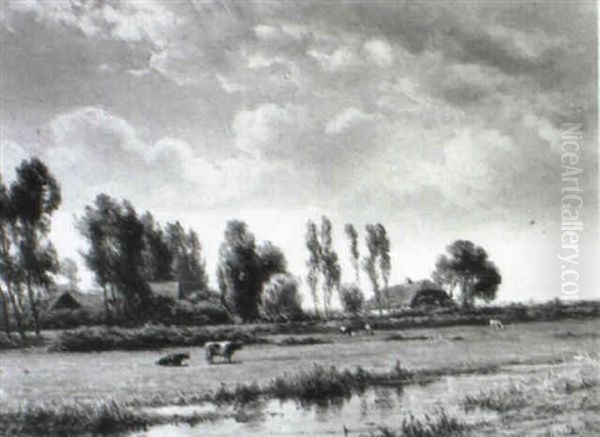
[383,279,453,309]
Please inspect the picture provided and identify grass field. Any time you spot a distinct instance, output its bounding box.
[1,318,598,410]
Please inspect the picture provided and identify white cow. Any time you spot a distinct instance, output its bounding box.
[489,319,505,329]
[205,341,243,364]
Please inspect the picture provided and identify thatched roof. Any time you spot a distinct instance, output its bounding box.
[384,279,452,308]
[43,290,103,313]
[148,281,180,300]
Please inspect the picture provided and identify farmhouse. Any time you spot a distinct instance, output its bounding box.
[42,289,103,313]
[383,279,453,309]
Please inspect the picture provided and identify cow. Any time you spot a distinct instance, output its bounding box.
[339,326,354,336]
[489,319,505,329]
[156,352,190,367]
[364,323,374,335]
[205,341,243,364]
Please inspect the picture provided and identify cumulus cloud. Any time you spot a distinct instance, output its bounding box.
[363,39,393,67]
[233,103,309,157]
[325,107,376,135]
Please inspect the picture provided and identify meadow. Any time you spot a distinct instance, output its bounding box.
[1,318,599,435]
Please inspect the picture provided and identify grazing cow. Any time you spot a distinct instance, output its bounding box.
[339,326,354,336]
[205,341,243,364]
[156,352,190,367]
[489,319,505,329]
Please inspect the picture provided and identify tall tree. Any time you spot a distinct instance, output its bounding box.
[217,221,262,322]
[78,195,151,321]
[10,158,61,336]
[432,240,502,308]
[141,212,173,282]
[165,222,208,292]
[320,216,341,318]
[364,224,381,315]
[217,221,287,322]
[0,179,18,338]
[344,224,360,284]
[305,220,322,317]
[77,194,119,324]
[376,224,391,311]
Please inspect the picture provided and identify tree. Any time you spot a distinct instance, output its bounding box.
[305,220,322,317]
[340,283,365,316]
[320,216,341,318]
[141,213,173,282]
[77,195,151,322]
[0,178,20,338]
[217,221,288,322]
[77,194,118,324]
[364,224,381,315]
[10,158,61,336]
[60,257,80,290]
[165,221,208,292]
[344,224,360,284]
[376,224,391,311]
[432,240,502,307]
[260,273,303,321]
[217,221,261,322]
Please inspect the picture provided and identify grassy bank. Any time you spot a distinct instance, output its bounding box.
[50,324,269,352]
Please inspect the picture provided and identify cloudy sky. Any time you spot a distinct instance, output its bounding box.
[1,0,598,302]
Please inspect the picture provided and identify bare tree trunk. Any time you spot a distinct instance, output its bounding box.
[102,286,112,326]
[25,277,41,336]
[6,285,25,339]
[0,287,12,338]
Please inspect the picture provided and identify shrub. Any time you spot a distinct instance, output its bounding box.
[260,274,303,321]
[340,284,365,316]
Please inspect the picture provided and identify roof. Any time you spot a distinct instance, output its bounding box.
[148,281,180,300]
[43,290,103,312]
[384,279,451,308]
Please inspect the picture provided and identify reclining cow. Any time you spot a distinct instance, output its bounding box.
[156,352,190,367]
[205,341,243,364]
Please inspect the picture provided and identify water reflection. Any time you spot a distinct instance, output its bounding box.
[135,372,507,437]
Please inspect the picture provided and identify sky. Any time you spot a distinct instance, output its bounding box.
[0,0,598,304]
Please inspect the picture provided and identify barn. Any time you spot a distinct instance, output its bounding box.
[383,279,453,309]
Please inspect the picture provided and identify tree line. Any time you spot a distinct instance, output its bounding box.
[0,157,502,337]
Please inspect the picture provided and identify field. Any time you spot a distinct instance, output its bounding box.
[1,318,599,435]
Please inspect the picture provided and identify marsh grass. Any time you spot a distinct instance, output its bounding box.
[462,383,527,412]
[371,409,471,437]
[0,400,155,435]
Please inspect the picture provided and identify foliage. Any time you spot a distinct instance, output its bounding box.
[217,221,286,322]
[50,324,267,352]
[77,195,151,320]
[319,216,341,317]
[340,283,365,315]
[305,220,322,317]
[165,221,208,293]
[372,409,469,437]
[432,240,501,307]
[344,224,360,283]
[261,273,303,321]
[376,224,391,310]
[2,158,62,337]
[364,224,381,314]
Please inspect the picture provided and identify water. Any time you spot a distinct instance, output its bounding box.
[132,372,506,437]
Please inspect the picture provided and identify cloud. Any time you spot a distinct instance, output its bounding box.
[308,47,357,72]
[364,39,393,67]
[325,107,376,135]
[232,103,309,157]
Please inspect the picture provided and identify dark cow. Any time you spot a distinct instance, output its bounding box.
[205,341,243,364]
[156,352,190,367]
[340,326,354,336]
